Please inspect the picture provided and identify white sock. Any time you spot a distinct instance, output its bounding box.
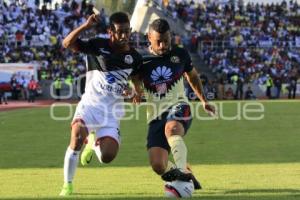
[63,146,80,183]
[93,143,103,163]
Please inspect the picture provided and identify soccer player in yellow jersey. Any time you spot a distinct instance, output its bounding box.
[131,19,215,189]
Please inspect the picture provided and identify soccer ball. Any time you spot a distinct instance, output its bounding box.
[164,180,194,198]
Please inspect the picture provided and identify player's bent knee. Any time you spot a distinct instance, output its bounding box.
[101,152,116,163]
[99,137,119,163]
[165,122,184,138]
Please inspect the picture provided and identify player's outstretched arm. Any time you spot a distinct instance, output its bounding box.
[184,68,215,116]
[62,14,100,52]
[130,75,144,104]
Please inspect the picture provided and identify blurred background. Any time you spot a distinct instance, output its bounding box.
[0,0,299,106]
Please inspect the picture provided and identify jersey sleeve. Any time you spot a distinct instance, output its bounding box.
[183,49,193,73]
[75,38,103,55]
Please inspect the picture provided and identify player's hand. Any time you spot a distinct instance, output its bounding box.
[203,102,216,117]
[122,87,131,97]
[132,92,143,104]
[83,14,100,29]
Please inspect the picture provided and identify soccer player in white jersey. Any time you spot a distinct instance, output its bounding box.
[131,19,215,190]
[59,12,142,196]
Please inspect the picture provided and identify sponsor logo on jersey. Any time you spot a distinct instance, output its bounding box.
[106,73,116,84]
[98,83,123,95]
[124,55,133,64]
[170,56,180,63]
[151,66,173,81]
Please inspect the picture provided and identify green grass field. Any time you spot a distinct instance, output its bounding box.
[0,100,300,200]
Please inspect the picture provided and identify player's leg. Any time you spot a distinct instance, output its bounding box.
[165,120,186,171]
[148,147,175,175]
[164,102,201,189]
[82,126,120,165]
[165,125,202,189]
[96,125,121,163]
[293,86,296,99]
[80,131,96,166]
[95,136,119,163]
[147,116,179,181]
[163,120,195,183]
[3,93,7,104]
[60,119,88,196]
[165,103,191,173]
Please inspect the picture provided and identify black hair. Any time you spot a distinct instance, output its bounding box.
[109,12,130,30]
[149,19,170,34]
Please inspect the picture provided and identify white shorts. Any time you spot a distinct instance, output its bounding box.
[72,101,121,144]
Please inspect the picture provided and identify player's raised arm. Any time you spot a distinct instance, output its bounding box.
[62,14,100,52]
[184,68,215,115]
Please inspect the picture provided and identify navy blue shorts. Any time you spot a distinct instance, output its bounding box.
[147,102,192,152]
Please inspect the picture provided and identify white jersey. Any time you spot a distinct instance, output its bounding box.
[76,37,142,118]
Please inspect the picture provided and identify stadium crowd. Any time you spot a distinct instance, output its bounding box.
[164,0,299,94]
[0,0,107,82]
[0,0,299,100]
